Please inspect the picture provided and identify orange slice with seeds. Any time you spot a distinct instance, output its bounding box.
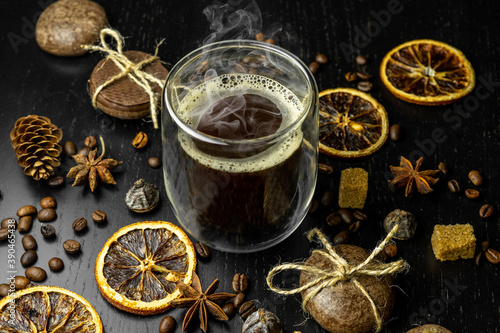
[380,39,475,105]
[95,221,196,315]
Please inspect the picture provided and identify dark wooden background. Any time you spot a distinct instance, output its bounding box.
[1,0,499,332]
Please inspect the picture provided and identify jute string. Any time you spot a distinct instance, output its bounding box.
[266,225,408,333]
[81,28,165,129]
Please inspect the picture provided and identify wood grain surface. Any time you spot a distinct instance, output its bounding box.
[1,0,499,332]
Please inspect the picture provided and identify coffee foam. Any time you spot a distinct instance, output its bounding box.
[177,74,304,173]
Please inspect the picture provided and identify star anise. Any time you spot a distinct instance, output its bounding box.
[389,156,439,197]
[67,136,122,192]
[170,273,236,332]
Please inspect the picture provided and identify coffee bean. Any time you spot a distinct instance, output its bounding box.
[21,250,38,267]
[468,170,483,186]
[48,257,64,272]
[475,251,482,266]
[25,267,47,282]
[194,242,210,259]
[77,146,91,157]
[255,32,266,41]
[48,176,65,188]
[349,221,361,232]
[333,230,351,245]
[72,217,88,232]
[40,197,57,209]
[159,316,176,333]
[222,303,236,318]
[0,284,9,297]
[353,210,368,221]
[308,200,319,214]
[465,188,480,199]
[356,72,372,80]
[41,224,55,238]
[315,53,328,64]
[22,235,37,251]
[148,157,162,169]
[321,190,335,207]
[481,241,490,252]
[438,162,448,175]
[318,163,334,174]
[1,218,16,230]
[132,131,148,149]
[337,208,355,225]
[18,216,33,233]
[63,141,77,156]
[265,38,275,45]
[0,228,9,241]
[345,72,358,82]
[63,240,81,254]
[17,205,37,217]
[447,180,460,194]
[479,204,494,219]
[232,273,249,293]
[15,276,30,290]
[356,54,367,65]
[389,124,401,141]
[308,61,320,74]
[384,243,398,257]
[485,248,500,264]
[326,212,342,227]
[91,210,106,223]
[357,80,373,92]
[37,208,57,222]
[239,301,256,320]
[233,292,245,308]
[84,135,97,148]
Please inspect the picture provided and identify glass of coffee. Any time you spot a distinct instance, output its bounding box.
[162,40,318,253]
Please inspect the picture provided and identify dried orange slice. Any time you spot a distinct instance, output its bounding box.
[95,221,196,315]
[319,88,389,158]
[380,39,475,105]
[0,285,103,332]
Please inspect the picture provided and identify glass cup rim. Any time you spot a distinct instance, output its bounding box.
[163,39,317,145]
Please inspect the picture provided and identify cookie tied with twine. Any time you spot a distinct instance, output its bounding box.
[83,28,168,128]
[267,225,408,333]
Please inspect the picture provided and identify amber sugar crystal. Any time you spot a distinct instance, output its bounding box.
[338,168,368,209]
[431,224,476,261]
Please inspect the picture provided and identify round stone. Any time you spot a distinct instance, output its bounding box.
[407,324,452,333]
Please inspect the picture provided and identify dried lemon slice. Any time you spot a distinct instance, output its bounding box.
[380,39,475,105]
[95,221,196,315]
[0,285,103,332]
[319,88,389,158]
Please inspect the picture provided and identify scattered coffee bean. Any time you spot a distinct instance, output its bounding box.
[132,131,148,149]
[84,135,97,148]
[353,210,367,221]
[48,257,65,272]
[239,301,257,320]
[159,316,176,333]
[63,141,77,156]
[25,267,47,282]
[22,235,37,251]
[438,162,448,174]
[21,250,38,267]
[337,208,355,225]
[15,276,30,290]
[318,163,334,174]
[389,124,401,141]
[234,292,245,308]
[41,224,55,238]
[38,208,57,222]
[195,242,210,259]
[148,157,162,169]
[265,38,275,45]
[48,176,65,188]
[384,243,398,257]
[315,53,328,64]
[222,303,236,318]
[92,210,106,223]
[326,212,342,227]
[308,201,319,214]
[475,251,482,266]
[357,80,373,92]
[308,61,320,74]
[468,170,483,186]
[18,216,33,233]
[17,205,37,217]
[345,72,358,82]
[321,190,335,207]
[485,248,500,264]
[1,218,16,229]
[40,197,57,209]
[447,179,460,194]
[481,241,490,252]
[479,204,494,219]
[349,221,361,232]
[0,284,9,297]
[77,146,91,157]
[0,228,9,241]
[465,188,480,199]
[232,273,249,293]
[356,72,372,80]
[333,230,351,245]
[356,54,367,65]
[255,32,266,41]
[72,217,88,232]
[63,240,81,254]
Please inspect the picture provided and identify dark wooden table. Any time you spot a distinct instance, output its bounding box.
[1,0,499,332]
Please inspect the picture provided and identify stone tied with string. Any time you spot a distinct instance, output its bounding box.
[10,115,63,181]
[266,226,408,333]
[83,28,168,128]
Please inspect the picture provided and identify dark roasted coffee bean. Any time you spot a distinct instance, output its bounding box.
[318,163,334,174]
[321,190,335,207]
[17,205,37,217]
[21,250,37,267]
[255,32,266,41]
[349,221,361,232]
[308,61,320,74]
[481,241,490,252]
[485,248,500,264]
[232,273,249,293]
[233,292,245,308]
[48,176,65,188]
[438,162,448,174]
[353,210,368,221]
[384,243,398,257]
[148,157,162,169]
[63,141,77,156]
[195,242,210,259]
[357,80,373,92]
[337,208,355,225]
[468,170,483,186]
[345,72,358,82]
[356,54,367,65]
[447,179,460,194]
[333,230,351,245]
[159,316,176,333]
[22,235,37,251]
[389,124,401,141]
[475,251,482,266]
[308,200,319,214]
[48,257,65,272]
[356,71,372,80]
[265,38,275,45]
[132,131,148,149]
[0,284,9,297]
[72,217,88,232]
[63,240,81,254]
[315,53,328,64]
[222,303,236,318]
[84,135,97,148]
[37,208,56,222]
[1,218,16,229]
[41,224,55,238]
[18,216,32,233]
[479,204,494,219]
[15,276,30,290]
[326,212,342,227]
[25,267,47,282]
[40,196,57,209]
[465,188,480,199]
[92,210,106,223]
[239,301,256,320]
[0,228,9,241]
[77,146,91,157]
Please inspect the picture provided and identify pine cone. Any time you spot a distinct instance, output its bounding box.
[10,115,63,181]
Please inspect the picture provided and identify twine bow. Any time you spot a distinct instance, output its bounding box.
[266,225,408,332]
[82,28,166,129]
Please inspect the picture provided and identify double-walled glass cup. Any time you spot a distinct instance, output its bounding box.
[162,40,318,253]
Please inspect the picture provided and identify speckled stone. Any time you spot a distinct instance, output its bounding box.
[35,0,107,56]
[407,324,452,333]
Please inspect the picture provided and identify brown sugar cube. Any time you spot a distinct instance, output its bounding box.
[338,168,368,209]
[431,224,476,261]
